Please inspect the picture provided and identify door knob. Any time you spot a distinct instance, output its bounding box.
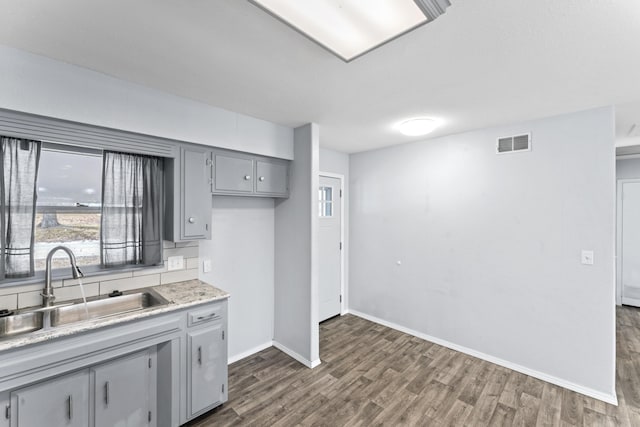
[244,175,251,180]
[188,217,196,224]
[259,176,265,182]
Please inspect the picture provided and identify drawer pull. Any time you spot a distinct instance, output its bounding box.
[196,313,216,321]
[197,346,202,365]
[67,395,73,420]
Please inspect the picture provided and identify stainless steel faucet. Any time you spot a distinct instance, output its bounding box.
[42,246,84,307]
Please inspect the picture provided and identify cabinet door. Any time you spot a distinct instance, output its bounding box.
[212,153,254,194]
[11,370,89,427]
[92,349,156,427]
[0,392,8,427]
[188,324,227,417]
[256,160,288,196]
[182,147,211,240]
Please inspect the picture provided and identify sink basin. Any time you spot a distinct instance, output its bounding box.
[0,311,44,339]
[51,289,169,327]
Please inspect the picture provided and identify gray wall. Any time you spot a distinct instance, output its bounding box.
[199,197,275,362]
[0,45,293,159]
[349,107,616,400]
[319,148,350,310]
[274,124,320,366]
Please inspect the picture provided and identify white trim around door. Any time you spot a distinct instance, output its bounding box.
[617,178,640,306]
[319,172,346,316]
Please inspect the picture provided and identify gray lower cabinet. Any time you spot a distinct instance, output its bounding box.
[10,370,90,427]
[1,299,228,427]
[187,319,227,418]
[211,148,289,198]
[8,349,157,427]
[92,349,156,427]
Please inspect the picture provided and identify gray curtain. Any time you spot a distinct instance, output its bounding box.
[101,151,164,267]
[1,137,41,278]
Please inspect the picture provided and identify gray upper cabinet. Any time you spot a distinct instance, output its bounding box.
[182,147,211,240]
[256,160,288,196]
[212,153,254,194]
[211,148,289,198]
[10,370,90,427]
[166,146,212,242]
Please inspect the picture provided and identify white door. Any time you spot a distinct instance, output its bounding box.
[319,175,342,322]
[621,180,640,306]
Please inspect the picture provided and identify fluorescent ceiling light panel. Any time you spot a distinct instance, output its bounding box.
[251,0,435,62]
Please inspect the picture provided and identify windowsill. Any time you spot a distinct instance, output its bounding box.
[0,263,165,289]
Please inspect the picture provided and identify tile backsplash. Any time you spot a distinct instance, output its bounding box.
[0,241,200,310]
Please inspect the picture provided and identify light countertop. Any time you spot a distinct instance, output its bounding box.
[0,279,229,352]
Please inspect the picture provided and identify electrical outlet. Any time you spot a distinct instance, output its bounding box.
[581,250,594,265]
[167,255,184,271]
[203,258,212,273]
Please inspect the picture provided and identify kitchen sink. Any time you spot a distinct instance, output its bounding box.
[0,311,44,339]
[50,289,169,327]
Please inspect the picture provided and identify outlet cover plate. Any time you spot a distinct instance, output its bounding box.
[203,258,212,273]
[167,255,184,271]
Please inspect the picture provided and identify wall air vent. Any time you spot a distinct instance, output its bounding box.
[496,133,531,154]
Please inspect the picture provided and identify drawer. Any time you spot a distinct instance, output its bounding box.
[188,304,223,327]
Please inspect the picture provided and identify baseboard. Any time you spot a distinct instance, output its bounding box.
[273,340,321,369]
[348,309,618,406]
[228,341,274,365]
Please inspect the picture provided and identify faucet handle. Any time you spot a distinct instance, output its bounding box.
[41,291,56,302]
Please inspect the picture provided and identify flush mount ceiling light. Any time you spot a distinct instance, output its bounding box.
[397,118,441,136]
[250,0,451,62]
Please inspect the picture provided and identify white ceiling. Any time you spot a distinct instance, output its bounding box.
[1,0,640,153]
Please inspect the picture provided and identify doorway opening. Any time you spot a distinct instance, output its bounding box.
[318,173,345,322]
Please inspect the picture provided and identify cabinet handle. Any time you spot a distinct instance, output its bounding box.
[198,346,202,365]
[259,176,265,182]
[105,381,110,406]
[244,175,251,180]
[188,217,196,224]
[67,395,73,420]
[196,313,216,321]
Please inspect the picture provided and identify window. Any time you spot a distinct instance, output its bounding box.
[35,145,102,271]
[319,186,333,218]
[1,135,165,283]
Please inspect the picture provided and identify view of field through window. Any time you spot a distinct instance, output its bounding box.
[35,148,102,270]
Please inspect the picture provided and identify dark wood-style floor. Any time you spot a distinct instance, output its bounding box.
[187,306,640,426]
